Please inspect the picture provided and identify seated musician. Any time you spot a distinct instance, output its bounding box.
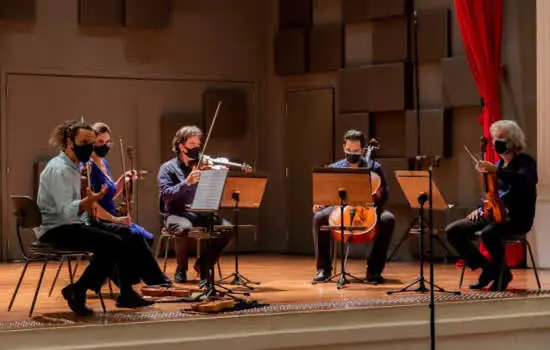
[157,125,232,283]
[312,129,395,284]
[87,122,171,287]
[37,120,153,315]
[445,120,537,291]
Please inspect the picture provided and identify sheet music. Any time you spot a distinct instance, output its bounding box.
[190,168,228,211]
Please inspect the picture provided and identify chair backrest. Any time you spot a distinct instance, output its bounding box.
[11,195,42,229]
[10,195,42,260]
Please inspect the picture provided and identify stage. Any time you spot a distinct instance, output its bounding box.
[2,254,550,350]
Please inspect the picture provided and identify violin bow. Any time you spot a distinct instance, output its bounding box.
[197,100,223,166]
[463,145,480,165]
[119,138,131,216]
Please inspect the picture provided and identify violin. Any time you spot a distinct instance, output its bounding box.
[192,155,253,173]
[327,139,382,244]
[80,163,98,221]
[478,137,506,222]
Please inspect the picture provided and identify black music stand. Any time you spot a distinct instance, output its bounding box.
[387,171,453,263]
[218,174,267,290]
[312,168,373,289]
[188,168,247,301]
[387,170,460,295]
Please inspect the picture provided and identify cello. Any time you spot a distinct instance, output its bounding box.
[328,139,382,244]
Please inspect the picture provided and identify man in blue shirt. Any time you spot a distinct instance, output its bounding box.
[312,130,395,284]
[37,120,153,315]
[445,120,537,291]
[157,125,232,283]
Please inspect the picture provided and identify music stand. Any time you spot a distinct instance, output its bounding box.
[188,168,247,301]
[387,171,453,262]
[218,174,267,289]
[387,170,459,295]
[312,167,373,289]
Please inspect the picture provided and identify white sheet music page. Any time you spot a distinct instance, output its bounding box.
[190,168,229,211]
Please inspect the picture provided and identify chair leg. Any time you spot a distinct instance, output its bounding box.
[108,279,114,298]
[67,257,74,284]
[48,257,65,297]
[97,291,107,313]
[29,260,48,317]
[8,259,31,311]
[525,241,542,290]
[73,255,82,278]
[459,264,466,289]
[217,260,223,280]
[163,236,170,273]
[154,234,163,259]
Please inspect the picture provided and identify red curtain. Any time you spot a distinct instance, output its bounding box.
[454,0,503,163]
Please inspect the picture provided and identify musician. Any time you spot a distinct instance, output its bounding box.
[157,125,232,283]
[88,122,153,243]
[87,122,171,287]
[312,130,395,284]
[445,120,537,291]
[37,120,153,315]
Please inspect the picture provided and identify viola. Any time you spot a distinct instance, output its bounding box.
[478,137,506,222]
[328,139,381,244]
[80,163,98,221]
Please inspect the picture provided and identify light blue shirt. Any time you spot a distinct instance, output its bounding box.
[36,152,85,239]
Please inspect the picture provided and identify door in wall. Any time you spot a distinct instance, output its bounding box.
[285,88,334,254]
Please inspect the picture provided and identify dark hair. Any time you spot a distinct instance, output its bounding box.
[92,122,112,135]
[343,129,366,148]
[49,120,93,149]
[172,125,203,153]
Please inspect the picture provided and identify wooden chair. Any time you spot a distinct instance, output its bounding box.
[458,231,542,290]
[8,195,107,316]
[155,199,223,279]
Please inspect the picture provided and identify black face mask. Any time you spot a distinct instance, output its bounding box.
[494,140,509,155]
[73,142,94,163]
[93,144,110,158]
[345,152,362,164]
[184,146,201,160]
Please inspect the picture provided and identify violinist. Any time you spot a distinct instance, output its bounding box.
[157,125,232,284]
[312,130,395,284]
[36,120,153,316]
[86,122,171,287]
[445,120,537,291]
[88,122,153,244]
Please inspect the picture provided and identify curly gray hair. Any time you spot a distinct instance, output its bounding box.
[489,120,526,153]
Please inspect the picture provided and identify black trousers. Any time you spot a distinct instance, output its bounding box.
[166,214,232,275]
[40,224,123,292]
[91,220,169,286]
[313,207,395,275]
[445,217,523,272]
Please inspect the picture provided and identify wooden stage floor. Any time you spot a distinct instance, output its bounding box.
[1,254,549,331]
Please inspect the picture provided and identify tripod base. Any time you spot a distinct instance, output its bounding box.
[194,279,251,301]
[387,275,461,295]
[218,272,259,290]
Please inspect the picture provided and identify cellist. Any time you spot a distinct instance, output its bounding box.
[312,129,395,284]
[445,120,537,291]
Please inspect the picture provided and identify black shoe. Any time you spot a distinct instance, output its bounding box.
[61,284,93,316]
[116,292,155,308]
[312,269,331,283]
[366,273,385,284]
[488,269,513,291]
[174,269,187,283]
[469,268,495,290]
